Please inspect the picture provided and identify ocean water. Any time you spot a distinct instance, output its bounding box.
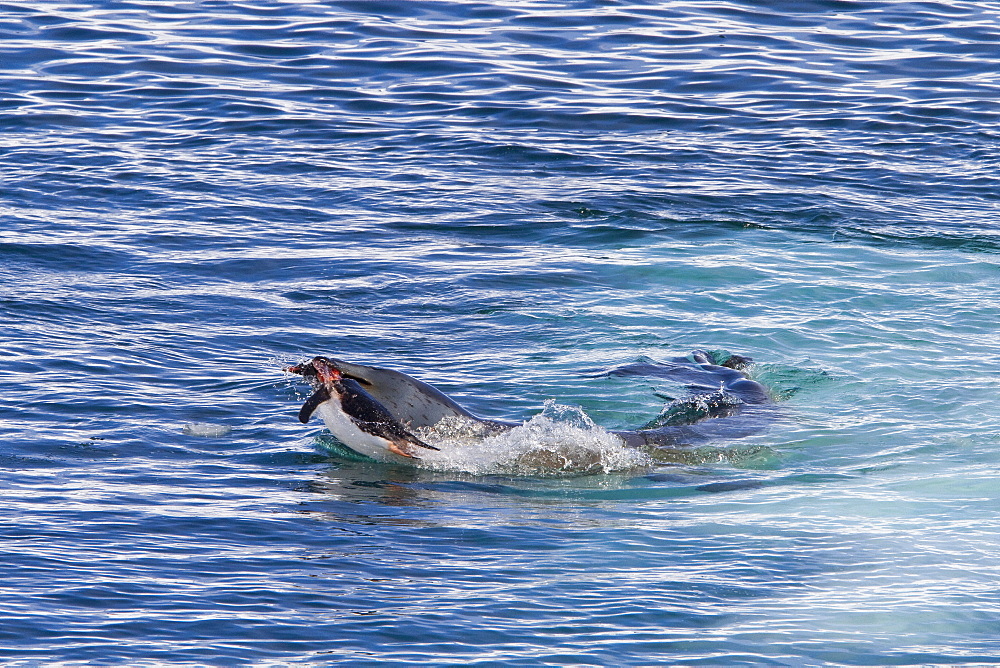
[2,0,1000,664]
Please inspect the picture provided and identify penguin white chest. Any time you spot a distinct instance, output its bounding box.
[315,400,395,461]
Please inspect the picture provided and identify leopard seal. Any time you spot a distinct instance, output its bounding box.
[287,351,772,459]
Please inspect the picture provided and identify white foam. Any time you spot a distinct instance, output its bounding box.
[411,400,652,476]
[182,422,232,437]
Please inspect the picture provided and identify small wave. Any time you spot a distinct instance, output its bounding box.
[412,401,652,476]
[182,422,232,437]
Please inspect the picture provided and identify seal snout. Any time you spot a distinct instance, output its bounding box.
[285,356,341,382]
[310,357,342,384]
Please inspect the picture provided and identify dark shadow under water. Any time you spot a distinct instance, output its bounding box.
[600,349,777,449]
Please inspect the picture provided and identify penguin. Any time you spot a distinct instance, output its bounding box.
[291,357,440,460]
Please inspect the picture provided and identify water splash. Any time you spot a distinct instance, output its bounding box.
[411,400,653,476]
[642,390,745,429]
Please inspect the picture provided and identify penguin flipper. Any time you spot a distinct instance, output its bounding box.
[298,386,331,424]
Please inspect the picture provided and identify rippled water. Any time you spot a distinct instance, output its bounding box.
[3,0,1000,664]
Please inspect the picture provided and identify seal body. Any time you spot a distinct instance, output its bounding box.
[315,358,513,431]
[603,351,774,447]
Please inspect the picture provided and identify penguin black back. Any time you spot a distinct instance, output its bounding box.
[335,378,439,451]
[337,378,400,427]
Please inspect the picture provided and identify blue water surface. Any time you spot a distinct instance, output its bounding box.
[2,0,1000,664]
